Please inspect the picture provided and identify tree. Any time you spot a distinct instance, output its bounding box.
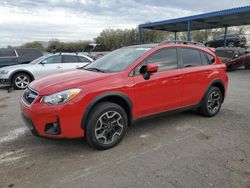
[22,41,44,51]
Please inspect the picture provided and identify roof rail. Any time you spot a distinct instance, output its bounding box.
[159,40,205,47]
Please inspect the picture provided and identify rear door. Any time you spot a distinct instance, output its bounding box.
[133,48,183,117]
[179,48,213,107]
[61,55,89,71]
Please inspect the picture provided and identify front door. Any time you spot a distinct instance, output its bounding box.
[32,55,63,79]
[133,48,182,117]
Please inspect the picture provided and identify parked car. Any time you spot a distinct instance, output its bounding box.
[215,47,250,71]
[83,43,109,60]
[20,42,228,150]
[0,53,93,89]
[205,34,247,48]
[0,48,43,68]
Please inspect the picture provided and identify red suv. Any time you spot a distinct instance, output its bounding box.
[20,42,228,150]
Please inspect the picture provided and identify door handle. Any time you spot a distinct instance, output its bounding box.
[205,70,212,74]
[56,66,62,69]
[173,76,182,80]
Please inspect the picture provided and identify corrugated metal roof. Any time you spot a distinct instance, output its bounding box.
[139,6,250,32]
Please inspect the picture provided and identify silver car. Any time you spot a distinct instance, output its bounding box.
[0,53,93,89]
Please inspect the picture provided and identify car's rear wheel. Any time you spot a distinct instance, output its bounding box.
[13,73,31,90]
[199,86,223,117]
[226,65,233,72]
[86,102,128,150]
[245,62,250,69]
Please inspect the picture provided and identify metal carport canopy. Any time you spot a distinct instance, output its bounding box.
[138,6,250,43]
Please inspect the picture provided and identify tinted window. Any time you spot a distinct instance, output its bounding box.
[215,50,234,58]
[43,55,61,64]
[78,56,91,63]
[63,55,79,63]
[0,49,16,57]
[180,48,202,67]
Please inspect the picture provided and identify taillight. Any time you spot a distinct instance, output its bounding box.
[221,64,227,72]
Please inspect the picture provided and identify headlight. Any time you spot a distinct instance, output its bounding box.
[0,70,9,75]
[41,88,81,105]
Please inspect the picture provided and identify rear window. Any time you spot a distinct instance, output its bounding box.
[215,50,234,58]
[0,49,15,57]
[78,56,91,63]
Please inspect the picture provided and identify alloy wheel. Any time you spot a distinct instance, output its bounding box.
[15,75,30,89]
[207,91,221,114]
[95,111,124,145]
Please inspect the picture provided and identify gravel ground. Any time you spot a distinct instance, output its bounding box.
[0,69,250,188]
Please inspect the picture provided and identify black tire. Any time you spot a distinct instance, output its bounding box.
[245,62,250,69]
[12,73,31,90]
[199,86,223,117]
[86,102,128,150]
[226,65,233,72]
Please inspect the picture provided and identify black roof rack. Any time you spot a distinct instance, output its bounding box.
[159,40,205,47]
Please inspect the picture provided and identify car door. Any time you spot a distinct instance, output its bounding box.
[133,48,183,117]
[61,55,88,71]
[32,55,63,79]
[179,48,213,107]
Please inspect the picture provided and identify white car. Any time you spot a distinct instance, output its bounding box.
[0,53,93,89]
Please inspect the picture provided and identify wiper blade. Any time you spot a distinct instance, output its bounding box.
[84,67,105,72]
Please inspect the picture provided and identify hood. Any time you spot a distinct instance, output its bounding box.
[29,69,111,95]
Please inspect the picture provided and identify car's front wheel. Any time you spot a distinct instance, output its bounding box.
[13,73,31,90]
[86,102,128,150]
[199,86,223,117]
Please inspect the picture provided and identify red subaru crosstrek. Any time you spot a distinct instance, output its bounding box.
[20,42,228,150]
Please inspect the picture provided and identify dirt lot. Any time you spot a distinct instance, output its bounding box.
[0,69,250,188]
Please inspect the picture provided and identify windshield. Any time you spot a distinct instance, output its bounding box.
[84,47,151,73]
[29,55,48,64]
[215,50,234,58]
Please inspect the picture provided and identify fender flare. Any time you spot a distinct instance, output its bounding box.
[199,78,226,106]
[81,91,133,130]
[9,69,35,83]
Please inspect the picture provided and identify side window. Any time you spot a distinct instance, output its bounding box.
[200,52,209,65]
[180,48,202,67]
[62,55,79,63]
[78,56,91,63]
[206,54,215,65]
[43,55,61,64]
[135,48,178,74]
[0,49,16,57]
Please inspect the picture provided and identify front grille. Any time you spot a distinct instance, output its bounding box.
[22,87,38,106]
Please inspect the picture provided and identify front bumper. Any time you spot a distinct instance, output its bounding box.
[0,78,11,87]
[20,96,85,139]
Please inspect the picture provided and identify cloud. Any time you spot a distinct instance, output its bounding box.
[0,0,249,46]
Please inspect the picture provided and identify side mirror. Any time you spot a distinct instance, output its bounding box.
[40,60,47,65]
[139,64,158,80]
[234,54,239,58]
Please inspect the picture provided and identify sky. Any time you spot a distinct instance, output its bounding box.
[0,0,250,47]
